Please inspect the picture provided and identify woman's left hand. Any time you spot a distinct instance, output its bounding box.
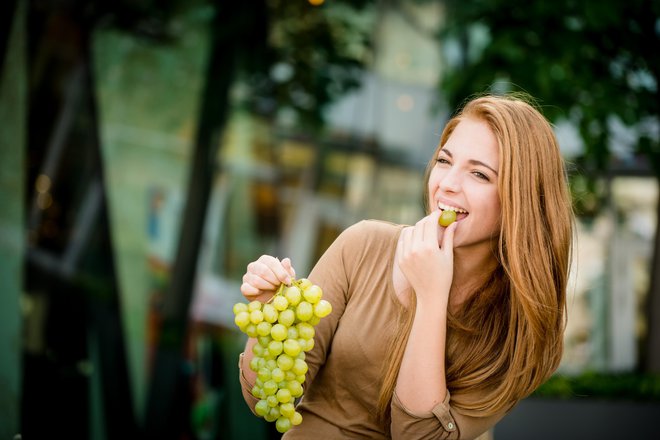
[397,210,457,307]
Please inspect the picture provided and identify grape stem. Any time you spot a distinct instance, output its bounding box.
[266,280,295,304]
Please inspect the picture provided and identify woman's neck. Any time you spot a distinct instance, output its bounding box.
[449,246,499,314]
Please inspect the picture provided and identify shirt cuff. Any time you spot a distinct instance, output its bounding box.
[238,353,256,394]
[392,389,458,434]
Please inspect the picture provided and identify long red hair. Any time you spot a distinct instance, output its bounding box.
[377,94,574,420]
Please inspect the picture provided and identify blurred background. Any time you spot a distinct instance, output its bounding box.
[0,0,659,439]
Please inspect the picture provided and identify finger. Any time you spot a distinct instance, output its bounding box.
[441,221,458,251]
[281,258,296,281]
[412,219,424,246]
[266,256,294,285]
[251,256,290,285]
[424,210,441,243]
[429,209,441,225]
[240,284,273,303]
[240,281,260,297]
[243,272,280,291]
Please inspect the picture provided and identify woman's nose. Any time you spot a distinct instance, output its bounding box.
[439,170,461,193]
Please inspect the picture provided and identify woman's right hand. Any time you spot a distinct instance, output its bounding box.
[240,255,296,303]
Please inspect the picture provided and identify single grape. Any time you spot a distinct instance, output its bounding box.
[265,359,277,370]
[268,406,281,420]
[263,380,278,396]
[233,302,248,315]
[283,339,302,357]
[255,399,269,416]
[277,354,294,371]
[257,336,271,347]
[272,295,289,311]
[275,416,292,433]
[245,324,258,338]
[250,309,264,324]
[297,278,312,290]
[249,356,262,372]
[287,379,304,398]
[234,311,250,328]
[271,367,285,383]
[279,402,295,418]
[257,367,271,382]
[313,300,332,318]
[262,303,279,323]
[302,285,322,304]
[267,340,283,357]
[287,326,299,340]
[276,388,292,403]
[264,407,280,423]
[252,343,265,357]
[292,358,308,376]
[296,301,314,321]
[266,395,279,407]
[290,411,303,426]
[251,384,263,399]
[296,322,314,340]
[264,411,278,423]
[256,321,272,337]
[271,324,288,341]
[284,286,302,306]
[248,300,262,312]
[278,309,295,327]
[303,338,315,352]
[439,209,457,227]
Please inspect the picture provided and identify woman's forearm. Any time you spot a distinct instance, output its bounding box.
[395,298,448,412]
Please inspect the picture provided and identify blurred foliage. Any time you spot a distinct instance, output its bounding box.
[534,371,660,401]
[61,0,376,129]
[439,0,660,214]
[238,0,376,129]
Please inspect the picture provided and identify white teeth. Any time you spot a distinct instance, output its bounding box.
[437,202,467,214]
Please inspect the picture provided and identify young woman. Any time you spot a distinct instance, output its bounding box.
[238,94,575,439]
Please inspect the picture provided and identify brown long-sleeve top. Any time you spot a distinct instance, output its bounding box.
[240,220,507,439]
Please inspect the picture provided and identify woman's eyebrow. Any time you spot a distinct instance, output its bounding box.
[441,148,499,176]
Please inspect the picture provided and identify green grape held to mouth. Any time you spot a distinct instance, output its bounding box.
[438,210,457,227]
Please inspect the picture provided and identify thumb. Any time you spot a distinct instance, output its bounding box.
[281,257,296,281]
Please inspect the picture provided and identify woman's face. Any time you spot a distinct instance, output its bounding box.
[428,117,501,250]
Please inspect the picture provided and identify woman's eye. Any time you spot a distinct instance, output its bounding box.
[436,158,450,165]
[473,171,489,181]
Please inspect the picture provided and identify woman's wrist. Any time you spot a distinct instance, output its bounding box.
[414,286,450,311]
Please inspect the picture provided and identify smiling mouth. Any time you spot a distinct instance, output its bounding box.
[437,202,469,220]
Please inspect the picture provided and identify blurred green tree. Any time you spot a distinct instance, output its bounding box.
[439,0,660,373]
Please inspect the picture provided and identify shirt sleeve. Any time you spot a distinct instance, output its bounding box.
[299,221,360,386]
[390,390,508,440]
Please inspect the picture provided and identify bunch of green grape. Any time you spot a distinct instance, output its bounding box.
[233,278,332,433]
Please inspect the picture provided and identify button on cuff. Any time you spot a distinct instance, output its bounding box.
[431,390,457,432]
